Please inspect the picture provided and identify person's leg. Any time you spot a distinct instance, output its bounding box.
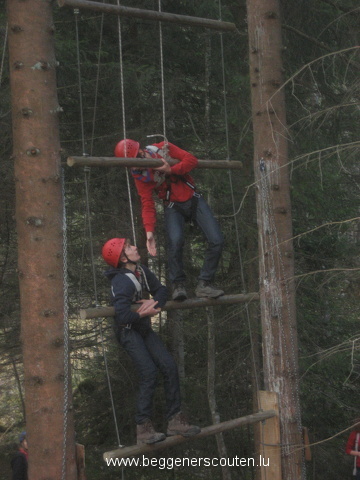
[143,329,181,420]
[164,205,187,285]
[119,329,159,424]
[194,196,224,297]
[164,204,190,300]
[143,329,201,437]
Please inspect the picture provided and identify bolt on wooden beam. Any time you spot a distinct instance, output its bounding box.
[80,293,260,319]
[58,0,236,32]
[67,156,243,170]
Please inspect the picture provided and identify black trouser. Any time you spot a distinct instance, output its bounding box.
[117,327,181,424]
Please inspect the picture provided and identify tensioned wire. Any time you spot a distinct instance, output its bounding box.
[116,0,137,246]
[0,23,8,88]
[73,7,123,450]
[217,0,261,401]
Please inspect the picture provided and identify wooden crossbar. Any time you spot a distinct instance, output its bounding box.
[80,293,259,319]
[58,0,236,32]
[103,410,277,461]
[67,156,243,170]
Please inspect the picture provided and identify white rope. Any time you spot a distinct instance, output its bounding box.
[0,23,8,88]
[158,0,167,139]
[218,0,261,401]
[74,9,86,155]
[61,169,69,480]
[116,0,137,246]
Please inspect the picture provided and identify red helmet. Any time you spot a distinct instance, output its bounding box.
[102,238,126,267]
[114,139,140,158]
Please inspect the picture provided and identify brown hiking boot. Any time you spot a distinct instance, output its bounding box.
[172,283,188,301]
[136,420,166,445]
[195,280,224,298]
[167,412,201,437]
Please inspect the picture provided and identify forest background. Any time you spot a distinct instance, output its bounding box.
[0,0,359,479]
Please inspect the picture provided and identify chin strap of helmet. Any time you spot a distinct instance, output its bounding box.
[123,252,138,266]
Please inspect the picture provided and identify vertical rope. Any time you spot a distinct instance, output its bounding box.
[74,9,86,155]
[0,23,8,88]
[89,9,105,157]
[74,9,124,451]
[61,169,69,480]
[158,0,167,139]
[116,0,137,245]
[218,0,261,401]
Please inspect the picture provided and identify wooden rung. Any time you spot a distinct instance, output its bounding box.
[103,410,277,461]
[80,293,259,319]
[67,156,243,170]
[58,0,236,32]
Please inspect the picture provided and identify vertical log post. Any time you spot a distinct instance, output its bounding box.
[246,1,304,479]
[6,0,77,478]
[258,391,281,480]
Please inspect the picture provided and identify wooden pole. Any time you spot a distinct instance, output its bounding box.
[258,391,281,480]
[7,0,77,478]
[103,410,277,461]
[80,293,260,319]
[58,0,236,32]
[67,156,243,170]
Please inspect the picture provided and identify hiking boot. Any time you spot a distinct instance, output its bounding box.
[136,420,166,445]
[167,412,201,437]
[172,283,188,301]
[195,280,224,299]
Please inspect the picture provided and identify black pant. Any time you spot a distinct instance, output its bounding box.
[118,327,181,424]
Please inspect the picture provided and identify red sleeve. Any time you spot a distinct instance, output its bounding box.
[346,431,356,454]
[133,177,157,233]
[155,142,198,176]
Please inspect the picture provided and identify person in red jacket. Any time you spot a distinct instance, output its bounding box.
[346,420,360,479]
[114,138,224,301]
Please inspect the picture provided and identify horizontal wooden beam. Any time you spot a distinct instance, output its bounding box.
[67,156,243,170]
[82,293,259,319]
[103,410,277,461]
[81,293,259,319]
[58,0,236,32]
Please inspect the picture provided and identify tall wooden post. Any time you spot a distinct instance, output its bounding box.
[6,0,77,478]
[246,1,305,479]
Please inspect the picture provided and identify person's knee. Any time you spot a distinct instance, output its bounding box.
[167,234,184,251]
[139,364,158,384]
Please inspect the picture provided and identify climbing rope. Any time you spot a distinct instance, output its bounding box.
[0,23,8,88]
[116,0,137,246]
[217,0,261,402]
[158,0,167,140]
[61,169,70,480]
[73,9,124,449]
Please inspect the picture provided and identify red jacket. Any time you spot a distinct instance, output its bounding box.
[346,430,360,467]
[131,142,198,233]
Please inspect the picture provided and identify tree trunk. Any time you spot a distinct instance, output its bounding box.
[6,0,77,478]
[246,1,304,479]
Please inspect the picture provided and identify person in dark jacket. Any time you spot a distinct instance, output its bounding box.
[11,431,28,480]
[114,138,225,301]
[102,237,200,445]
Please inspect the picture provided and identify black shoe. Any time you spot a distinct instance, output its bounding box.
[172,283,188,301]
[195,280,224,298]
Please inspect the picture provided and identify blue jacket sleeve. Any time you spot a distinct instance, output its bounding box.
[111,274,141,327]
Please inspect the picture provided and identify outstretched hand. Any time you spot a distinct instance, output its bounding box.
[146,232,157,256]
[136,299,160,317]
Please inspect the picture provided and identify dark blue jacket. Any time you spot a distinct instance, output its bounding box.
[104,264,168,333]
[11,450,28,480]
